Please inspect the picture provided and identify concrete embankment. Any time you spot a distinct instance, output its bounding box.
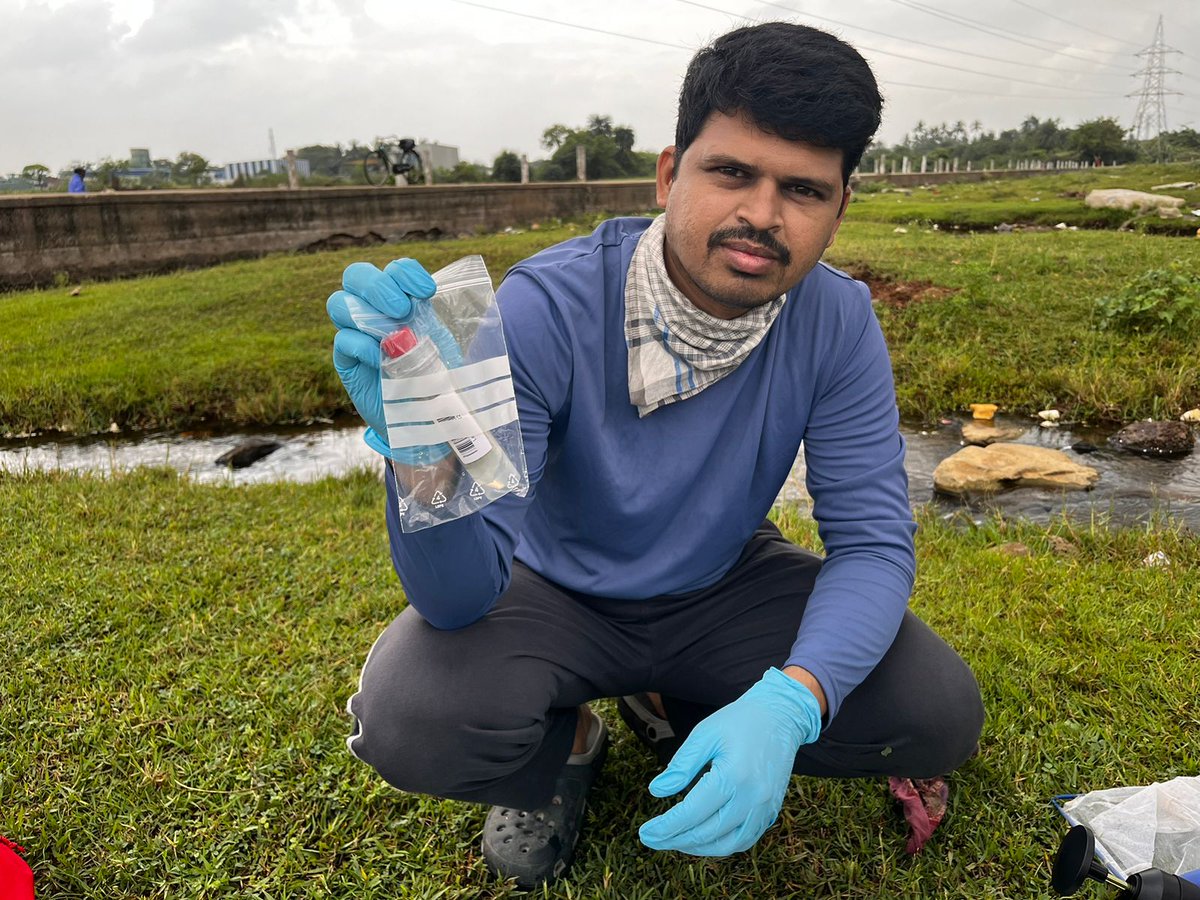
[0,169,1057,289]
[0,181,658,289]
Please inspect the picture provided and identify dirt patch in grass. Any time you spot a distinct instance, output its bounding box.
[842,264,958,309]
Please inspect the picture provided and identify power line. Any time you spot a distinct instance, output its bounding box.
[444,0,691,51]
[884,80,1125,101]
[671,1,1130,102]
[673,0,1130,79]
[825,36,1116,95]
[670,0,761,25]
[1167,18,1200,48]
[447,0,1182,117]
[885,0,1131,68]
[675,0,1116,94]
[891,0,1064,50]
[448,0,1119,96]
[1004,0,1141,50]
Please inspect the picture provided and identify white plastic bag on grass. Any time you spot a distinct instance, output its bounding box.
[1062,775,1200,879]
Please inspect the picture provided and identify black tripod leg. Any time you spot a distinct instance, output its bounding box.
[1126,868,1200,899]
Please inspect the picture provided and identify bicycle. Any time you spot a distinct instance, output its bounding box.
[363,137,423,186]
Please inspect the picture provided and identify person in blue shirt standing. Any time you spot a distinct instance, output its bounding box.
[327,21,984,891]
[67,167,86,193]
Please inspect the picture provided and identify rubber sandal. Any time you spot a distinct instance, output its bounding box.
[616,693,680,766]
[482,714,608,890]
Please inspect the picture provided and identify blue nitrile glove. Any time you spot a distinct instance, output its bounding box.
[326,258,458,462]
[638,667,823,857]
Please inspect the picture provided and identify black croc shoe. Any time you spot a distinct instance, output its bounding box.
[616,693,680,766]
[482,714,608,890]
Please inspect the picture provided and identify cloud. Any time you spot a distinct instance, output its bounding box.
[127,0,301,55]
[0,0,128,72]
[1,0,1195,174]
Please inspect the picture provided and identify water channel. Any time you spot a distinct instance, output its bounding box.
[2,417,1197,529]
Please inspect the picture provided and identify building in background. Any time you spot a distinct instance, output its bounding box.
[417,141,460,173]
[211,157,312,184]
[113,148,173,184]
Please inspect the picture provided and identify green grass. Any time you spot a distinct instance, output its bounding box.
[851,163,1200,235]
[851,196,1134,231]
[1,164,1197,436]
[0,226,599,436]
[821,222,1200,425]
[857,163,1200,201]
[4,165,1197,898]
[0,225,1194,436]
[3,470,1197,898]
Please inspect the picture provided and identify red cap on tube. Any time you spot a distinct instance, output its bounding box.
[381,326,419,358]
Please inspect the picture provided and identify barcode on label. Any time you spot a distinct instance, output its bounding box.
[437,414,493,465]
[453,432,492,464]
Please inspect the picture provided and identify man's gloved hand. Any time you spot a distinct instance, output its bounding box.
[638,667,822,857]
[326,258,446,461]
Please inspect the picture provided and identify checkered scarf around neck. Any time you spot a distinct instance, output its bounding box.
[625,214,786,417]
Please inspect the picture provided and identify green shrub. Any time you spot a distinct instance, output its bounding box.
[850,178,894,194]
[1095,263,1200,333]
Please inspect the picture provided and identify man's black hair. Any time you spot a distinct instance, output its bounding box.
[674,22,883,184]
[73,167,86,176]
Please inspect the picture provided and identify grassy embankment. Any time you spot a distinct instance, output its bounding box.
[2,162,1198,898]
[3,470,1197,898]
[1,162,1198,435]
[852,162,1200,235]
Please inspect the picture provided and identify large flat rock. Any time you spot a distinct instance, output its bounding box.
[961,420,1028,446]
[933,442,1099,495]
[1084,189,1184,212]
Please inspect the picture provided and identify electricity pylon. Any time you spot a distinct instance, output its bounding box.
[1128,15,1181,160]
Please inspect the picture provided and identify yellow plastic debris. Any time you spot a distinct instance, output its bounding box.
[969,403,998,421]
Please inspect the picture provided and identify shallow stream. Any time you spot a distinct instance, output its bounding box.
[2,417,1197,529]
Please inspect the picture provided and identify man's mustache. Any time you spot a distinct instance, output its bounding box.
[707,226,792,267]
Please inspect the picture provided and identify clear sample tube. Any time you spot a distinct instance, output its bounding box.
[381,326,519,502]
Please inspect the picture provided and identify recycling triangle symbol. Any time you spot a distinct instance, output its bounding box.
[469,482,485,499]
[397,497,408,513]
[432,490,447,508]
[506,473,519,489]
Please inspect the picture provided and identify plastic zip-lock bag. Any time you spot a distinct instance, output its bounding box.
[344,255,529,531]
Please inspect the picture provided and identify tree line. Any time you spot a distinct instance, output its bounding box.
[7,114,656,191]
[296,114,657,185]
[861,115,1200,169]
[12,110,1197,193]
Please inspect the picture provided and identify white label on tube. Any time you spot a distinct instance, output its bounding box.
[440,417,493,465]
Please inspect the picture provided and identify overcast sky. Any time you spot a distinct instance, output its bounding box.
[5,0,1198,175]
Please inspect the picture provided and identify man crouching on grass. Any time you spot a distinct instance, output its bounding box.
[327,20,984,891]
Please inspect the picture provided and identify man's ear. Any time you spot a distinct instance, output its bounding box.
[838,186,852,219]
[826,186,853,249]
[655,146,677,208]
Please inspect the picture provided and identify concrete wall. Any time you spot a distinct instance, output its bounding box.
[1,169,1058,289]
[850,169,1052,188]
[0,181,658,289]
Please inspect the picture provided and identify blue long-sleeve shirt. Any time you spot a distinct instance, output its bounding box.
[384,217,916,719]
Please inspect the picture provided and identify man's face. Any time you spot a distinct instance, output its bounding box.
[655,111,851,319]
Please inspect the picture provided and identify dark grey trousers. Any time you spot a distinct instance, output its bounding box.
[346,521,984,809]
